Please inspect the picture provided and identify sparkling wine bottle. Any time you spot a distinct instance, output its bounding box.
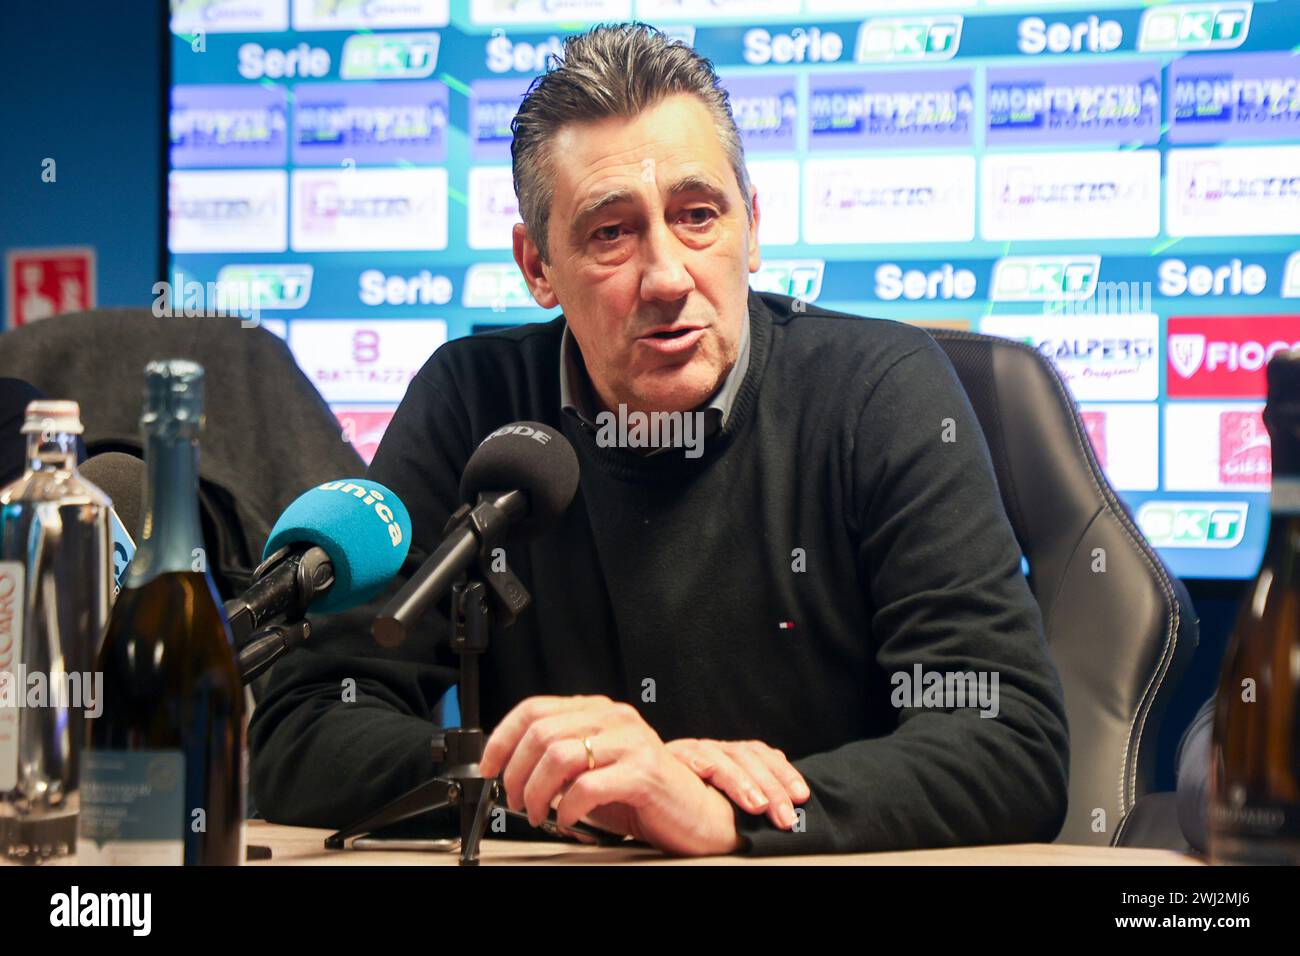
[80,360,244,865]
[1210,350,1300,865]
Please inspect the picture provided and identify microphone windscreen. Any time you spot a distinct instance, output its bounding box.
[460,422,579,538]
[263,479,412,613]
[80,452,145,540]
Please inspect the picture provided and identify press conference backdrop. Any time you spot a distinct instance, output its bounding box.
[167,0,1300,580]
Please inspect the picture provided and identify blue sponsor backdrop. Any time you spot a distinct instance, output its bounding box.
[167,0,1300,584]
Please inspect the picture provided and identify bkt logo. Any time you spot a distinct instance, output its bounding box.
[1167,315,1300,397]
[462,263,534,309]
[341,33,440,80]
[1137,501,1248,548]
[1283,252,1300,298]
[854,17,962,62]
[215,265,312,310]
[991,256,1100,302]
[749,260,825,301]
[1138,2,1252,51]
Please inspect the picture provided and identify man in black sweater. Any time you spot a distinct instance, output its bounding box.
[250,23,1069,855]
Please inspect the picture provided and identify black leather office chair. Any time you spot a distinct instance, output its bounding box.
[930,329,1199,848]
[0,309,366,600]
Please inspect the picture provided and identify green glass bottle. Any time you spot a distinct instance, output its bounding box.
[80,360,244,865]
[1210,350,1300,865]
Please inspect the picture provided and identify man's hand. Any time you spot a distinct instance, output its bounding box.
[478,695,745,856]
[666,738,810,830]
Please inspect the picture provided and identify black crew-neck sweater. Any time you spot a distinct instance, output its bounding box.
[250,290,1070,855]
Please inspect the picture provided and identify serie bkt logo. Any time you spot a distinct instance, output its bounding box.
[1137,501,1249,548]
[1137,3,1251,52]
[854,17,962,62]
[1167,315,1300,398]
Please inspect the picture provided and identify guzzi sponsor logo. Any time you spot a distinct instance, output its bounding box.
[1166,315,1300,398]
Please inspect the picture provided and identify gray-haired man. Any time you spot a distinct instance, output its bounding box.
[251,22,1070,857]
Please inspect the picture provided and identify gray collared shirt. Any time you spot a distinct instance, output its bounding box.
[559,313,751,455]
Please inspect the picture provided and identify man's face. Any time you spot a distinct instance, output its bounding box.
[513,93,761,416]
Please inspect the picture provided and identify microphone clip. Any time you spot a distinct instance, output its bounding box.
[440,496,531,631]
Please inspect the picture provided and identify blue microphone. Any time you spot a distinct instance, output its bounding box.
[227,478,412,648]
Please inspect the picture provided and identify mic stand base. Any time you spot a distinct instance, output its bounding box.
[323,729,620,865]
[326,570,623,865]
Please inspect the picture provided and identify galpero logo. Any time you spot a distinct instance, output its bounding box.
[854,17,962,62]
[1138,2,1252,52]
[341,32,440,80]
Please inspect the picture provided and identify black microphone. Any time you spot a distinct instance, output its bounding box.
[79,451,145,595]
[79,451,144,540]
[372,421,579,648]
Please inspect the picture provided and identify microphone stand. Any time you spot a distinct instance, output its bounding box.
[323,498,622,865]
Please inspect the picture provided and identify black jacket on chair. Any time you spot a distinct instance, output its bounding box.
[0,309,365,599]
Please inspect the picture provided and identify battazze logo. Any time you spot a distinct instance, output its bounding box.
[317,481,404,547]
[890,665,1000,718]
[50,886,151,936]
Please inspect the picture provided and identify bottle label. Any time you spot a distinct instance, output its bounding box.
[1211,797,1300,840]
[78,750,184,865]
[107,509,136,598]
[0,561,24,793]
[1271,477,1300,516]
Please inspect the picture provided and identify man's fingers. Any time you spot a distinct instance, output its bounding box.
[553,763,645,834]
[479,694,608,779]
[501,708,612,812]
[725,743,798,829]
[750,742,811,803]
[676,741,770,816]
[521,732,628,828]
